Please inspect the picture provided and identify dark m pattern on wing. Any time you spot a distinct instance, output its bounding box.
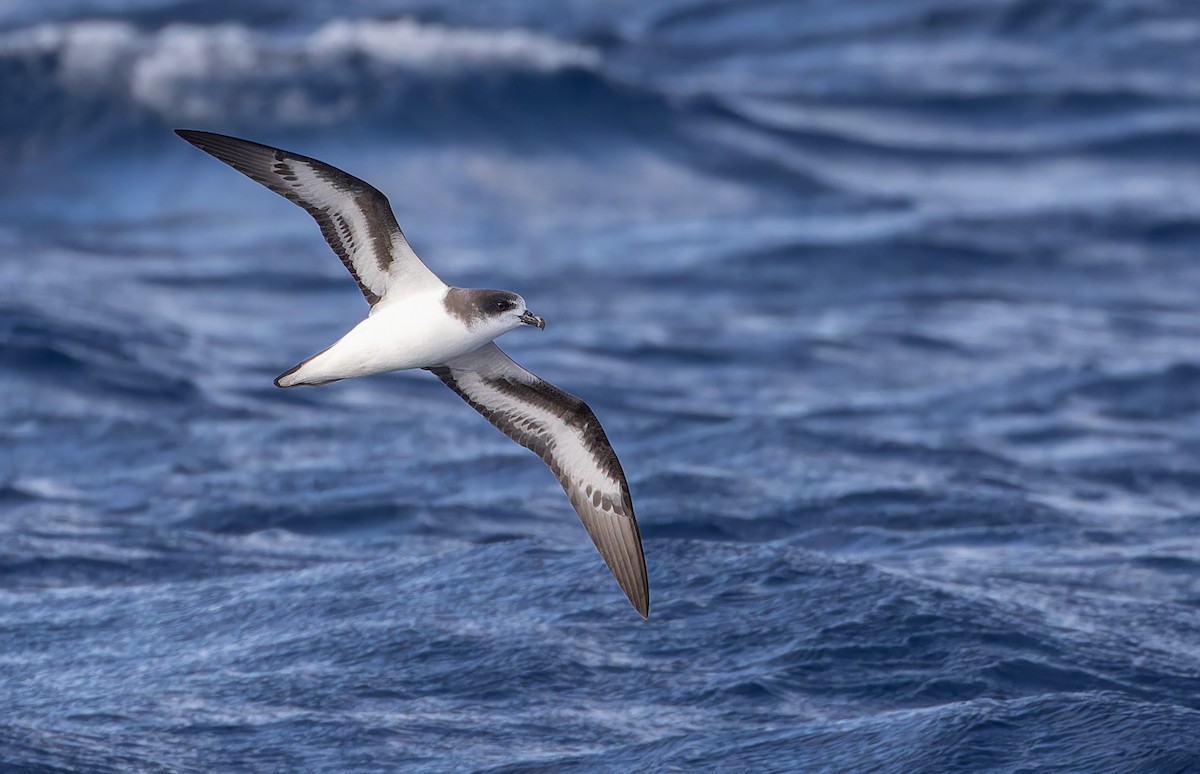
[270,154,398,306]
[178,131,402,306]
[424,367,632,517]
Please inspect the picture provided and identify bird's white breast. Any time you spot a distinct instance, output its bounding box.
[297,288,498,381]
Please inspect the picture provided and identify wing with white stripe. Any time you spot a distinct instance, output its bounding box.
[427,343,649,617]
[176,130,444,305]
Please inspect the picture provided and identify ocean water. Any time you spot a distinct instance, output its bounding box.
[4,1,1200,771]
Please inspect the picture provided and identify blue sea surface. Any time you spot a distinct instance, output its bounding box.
[4,1,1200,771]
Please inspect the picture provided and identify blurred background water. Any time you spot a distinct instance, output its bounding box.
[3,1,1200,771]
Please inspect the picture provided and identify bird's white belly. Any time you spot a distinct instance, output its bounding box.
[298,291,492,381]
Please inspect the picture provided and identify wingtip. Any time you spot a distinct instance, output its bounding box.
[174,129,235,151]
[174,129,217,152]
[620,576,650,618]
[606,559,650,620]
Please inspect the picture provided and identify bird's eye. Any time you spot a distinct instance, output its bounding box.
[492,299,507,310]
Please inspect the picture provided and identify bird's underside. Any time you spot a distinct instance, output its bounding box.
[176,129,650,617]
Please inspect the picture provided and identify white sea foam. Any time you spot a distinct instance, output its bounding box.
[310,18,598,72]
[0,17,599,124]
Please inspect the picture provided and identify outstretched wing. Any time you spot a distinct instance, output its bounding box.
[427,343,649,617]
[176,130,444,305]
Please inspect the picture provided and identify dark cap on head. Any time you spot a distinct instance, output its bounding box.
[444,288,543,330]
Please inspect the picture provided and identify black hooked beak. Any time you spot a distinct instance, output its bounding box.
[519,310,546,330]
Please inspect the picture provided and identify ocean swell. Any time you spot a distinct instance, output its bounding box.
[0,17,602,151]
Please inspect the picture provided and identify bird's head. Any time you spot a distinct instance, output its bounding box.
[446,288,545,336]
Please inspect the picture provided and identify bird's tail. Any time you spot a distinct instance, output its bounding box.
[274,344,339,387]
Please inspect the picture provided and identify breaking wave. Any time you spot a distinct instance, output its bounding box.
[1,17,604,153]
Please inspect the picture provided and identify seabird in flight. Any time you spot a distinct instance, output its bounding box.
[176,130,649,617]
